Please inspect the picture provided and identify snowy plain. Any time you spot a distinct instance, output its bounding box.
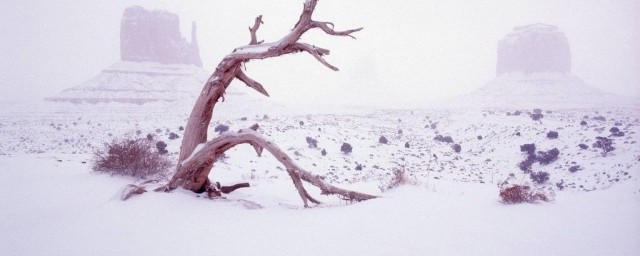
[0,96,639,255]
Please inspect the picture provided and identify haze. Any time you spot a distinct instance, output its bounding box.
[1,0,638,107]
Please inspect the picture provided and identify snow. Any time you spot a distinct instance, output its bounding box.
[0,153,638,255]
[0,97,639,255]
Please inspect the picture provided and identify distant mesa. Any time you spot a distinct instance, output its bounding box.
[496,24,571,76]
[121,6,202,67]
[453,23,631,109]
[46,6,225,104]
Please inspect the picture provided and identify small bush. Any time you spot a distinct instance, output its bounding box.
[593,136,615,156]
[321,148,327,156]
[546,131,558,139]
[355,164,363,171]
[569,165,581,173]
[536,148,559,165]
[156,141,168,155]
[499,184,552,204]
[340,143,352,154]
[306,137,318,148]
[518,155,536,173]
[92,139,172,178]
[452,143,461,153]
[214,124,229,134]
[530,171,550,184]
[530,113,544,122]
[404,142,410,148]
[580,120,587,126]
[146,133,153,141]
[477,135,483,140]
[520,143,536,155]
[168,132,179,140]
[379,136,388,144]
[434,135,453,143]
[609,127,620,134]
[612,131,625,137]
[578,143,589,150]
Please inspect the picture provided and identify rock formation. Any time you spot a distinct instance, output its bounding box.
[46,6,220,104]
[496,24,571,75]
[449,23,632,109]
[120,6,202,67]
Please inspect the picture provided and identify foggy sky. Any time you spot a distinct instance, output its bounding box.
[1,0,638,106]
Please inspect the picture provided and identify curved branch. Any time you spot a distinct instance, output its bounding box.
[167,127,377,206]
[311,21,362,39]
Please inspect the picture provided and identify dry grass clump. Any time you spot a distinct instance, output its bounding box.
[499,184,554,204]
[379,168,418,192]
[92,138,172,178]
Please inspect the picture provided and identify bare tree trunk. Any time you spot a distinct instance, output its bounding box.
[154,0,376,206]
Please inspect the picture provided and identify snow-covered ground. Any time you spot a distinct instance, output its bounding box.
[1,99,639,255]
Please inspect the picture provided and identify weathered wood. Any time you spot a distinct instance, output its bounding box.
[167,127,377,206]
[162,0,376,206]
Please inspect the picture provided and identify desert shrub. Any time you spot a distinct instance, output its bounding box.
[578,143,589,150]
[146,133,153,141]
[513,110,522,116]
[306,137,318,148]
[321,148,327,156]
[299,121,304,126]
[340,143,352,154]
[214,124,229,134]
[379,135,388,144]
[156,141,168,155]
[355,164,363,171]
[592,116,606,122]
[612,131,625,137]
[477,135,483,140]
[609,127,620,134]
[580,120,587,126]
[499,184,552,204]
[520,143,536,155]
[430,123,437,129]
[168,132,179,140]
[434,135,453,143]
[536,148,559,165]
[546,131,558,139]
[518,155,536,173]
[92,139,172,178]
[398,129,403,134]
[452,143,461,153]
[515,132,521,136]
[404,142,410,148]
[593,136,615,156]
[530,171,550,184]
[530,113,544,122]
[569,165,581,173]
[533,108,542,114]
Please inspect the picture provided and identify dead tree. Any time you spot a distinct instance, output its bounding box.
[149,0,376,206]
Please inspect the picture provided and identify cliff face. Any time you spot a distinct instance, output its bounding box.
[496,24,571,76]
[120,6,202,67]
